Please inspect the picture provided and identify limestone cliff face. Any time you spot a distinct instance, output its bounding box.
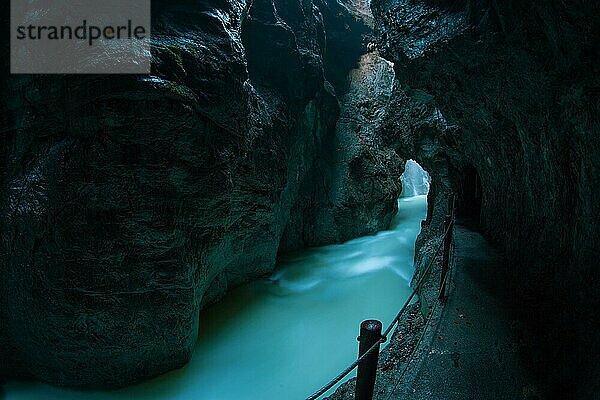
[280,51,403,251]
[371,0,599,396]
[0,0,401,388]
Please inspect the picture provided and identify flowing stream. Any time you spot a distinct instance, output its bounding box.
[6,167,429,400]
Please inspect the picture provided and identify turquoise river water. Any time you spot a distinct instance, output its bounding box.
[5,193,427,400]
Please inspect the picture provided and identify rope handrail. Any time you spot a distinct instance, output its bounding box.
[305,215,455,400]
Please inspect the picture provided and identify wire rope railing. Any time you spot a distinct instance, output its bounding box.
[305,203,456,400]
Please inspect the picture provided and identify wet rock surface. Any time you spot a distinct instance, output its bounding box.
[0,0,402,388]
[368,0,599,397]
[0,0,597,395]
[280,51,403,251]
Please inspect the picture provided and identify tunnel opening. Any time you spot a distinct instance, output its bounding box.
[400,159,431,198]
[456,164,482,223]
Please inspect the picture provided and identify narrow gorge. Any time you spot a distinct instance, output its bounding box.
[0,0,598,399]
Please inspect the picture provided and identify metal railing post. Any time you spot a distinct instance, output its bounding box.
[305,214,456,400]
[439,214,453,300]
[355,320,382,400]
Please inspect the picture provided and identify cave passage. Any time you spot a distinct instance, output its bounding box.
[456,164,482,221]
[5,164,430,400]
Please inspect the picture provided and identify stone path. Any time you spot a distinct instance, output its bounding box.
[383,224,538,400]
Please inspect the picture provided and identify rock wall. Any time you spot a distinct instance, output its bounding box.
[0,0,403,388]
[371,0,599,397]
[3,0,596,394]
[280,51,403,251]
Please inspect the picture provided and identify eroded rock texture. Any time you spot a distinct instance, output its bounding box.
[280,51,403,250]
[371,0,599,397]
[1,0,598,394]
[0,0,402,388]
